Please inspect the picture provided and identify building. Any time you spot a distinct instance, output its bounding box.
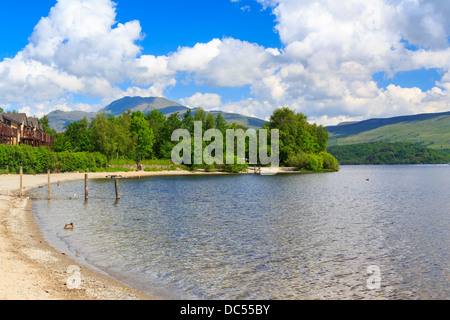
[0,113,54,149]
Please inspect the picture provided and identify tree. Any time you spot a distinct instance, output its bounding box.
[267,107,337,170]
[146,109,167,158]
[162,112,182,141]
[130,111,154,164]
[194,107,206,123]
[112,112,134,159]
[90,113,116,160]
[215,113,228,134]
[205,113,215,131]
[64,117,92,152]
[182,109,194,134]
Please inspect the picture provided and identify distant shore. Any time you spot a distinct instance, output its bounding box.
[0,167,306,300]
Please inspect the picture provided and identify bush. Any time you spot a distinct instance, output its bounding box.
[0,145,56,174]
[320,152,340,171]
[286,150,339,171]
[56,151,107,173]
[223,156,248,173]
[305,153,323,171]
[286,151,308,168]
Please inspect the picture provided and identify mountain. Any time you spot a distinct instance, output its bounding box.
[327,111,450,150]
[46,110,98,133]
[99,96,187,115]
[47,96,266,132]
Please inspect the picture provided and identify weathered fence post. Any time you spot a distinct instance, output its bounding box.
[47,170,51,200]
[85,174,89,200]
[20,166,23,197]
[115,178,120,200]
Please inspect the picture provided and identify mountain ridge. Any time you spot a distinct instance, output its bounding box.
[47,96,266,132]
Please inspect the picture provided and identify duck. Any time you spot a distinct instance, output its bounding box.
[64,223,74,230]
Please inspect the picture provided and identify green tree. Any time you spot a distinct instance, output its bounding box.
[90,113,116,160]
[146,109,167,158]
[38,115,57,135]
[182,109,194,134]
[111,112,133,159]
[193,107,207,124]
[215,113,228,134]
[205,113,215,131]
[130,111,154,164]
[64,117,92,152]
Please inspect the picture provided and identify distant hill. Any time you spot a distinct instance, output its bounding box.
[47,96,266,132]
[46,110,98,133]
[327,111,450,150]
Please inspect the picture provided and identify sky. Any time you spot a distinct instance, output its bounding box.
[0,0,449,125]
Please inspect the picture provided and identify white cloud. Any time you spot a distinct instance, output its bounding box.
[1,0,450,125]
[179,93,222,110]
[240,0,450,124]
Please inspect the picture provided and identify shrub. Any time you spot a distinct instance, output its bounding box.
[0,145,56,174]
[305,153,323,171]
[286,151,308,168]
[320,152,340,171]
[223,156,248,173]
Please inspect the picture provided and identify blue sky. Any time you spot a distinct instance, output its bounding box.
[0,0,449,125]
[0,1,280,59]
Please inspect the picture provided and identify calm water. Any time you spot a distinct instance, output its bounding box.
[31,165,449,300]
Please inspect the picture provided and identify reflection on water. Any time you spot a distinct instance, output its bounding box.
[31,165,450,299]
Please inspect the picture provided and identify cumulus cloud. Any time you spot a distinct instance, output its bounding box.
[246,0,450,124]
[179,93,223,110]
[1,0,450,124]
[0,0,146,116]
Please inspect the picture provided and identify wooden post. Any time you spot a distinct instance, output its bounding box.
[20,166,23,197]
[47,170,51,200]
[85,174,89,200]
[115,178,120,200]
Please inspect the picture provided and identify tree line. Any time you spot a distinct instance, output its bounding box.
[328,142,450,165]
[1,107,340,173]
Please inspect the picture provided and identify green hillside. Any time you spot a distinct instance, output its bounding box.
[327,112,450,150]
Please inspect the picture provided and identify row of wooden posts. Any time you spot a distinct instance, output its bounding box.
[18,166,121,200]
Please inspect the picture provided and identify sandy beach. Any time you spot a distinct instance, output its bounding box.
[0,167,300,300]
[0,170,206,300]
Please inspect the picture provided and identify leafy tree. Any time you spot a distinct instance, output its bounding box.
[130,111,154,164]
[111,112,134,159]
[38,115,57,136]
[64,117,92,152]
[146,109,167,158]
[215,113,228,134]
[182,109,194,134]
[90,113,116,160]
[205,113,215,131]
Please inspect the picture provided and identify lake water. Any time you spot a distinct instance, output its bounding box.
[31,165,449,300]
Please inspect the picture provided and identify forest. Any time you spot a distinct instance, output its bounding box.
[328,142,450,165]
[0,107,340,174]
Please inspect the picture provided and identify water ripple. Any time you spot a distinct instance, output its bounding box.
[32,165,450,300]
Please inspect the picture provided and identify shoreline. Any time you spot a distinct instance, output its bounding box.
[0,167,304,300]
[0,171,172,300]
